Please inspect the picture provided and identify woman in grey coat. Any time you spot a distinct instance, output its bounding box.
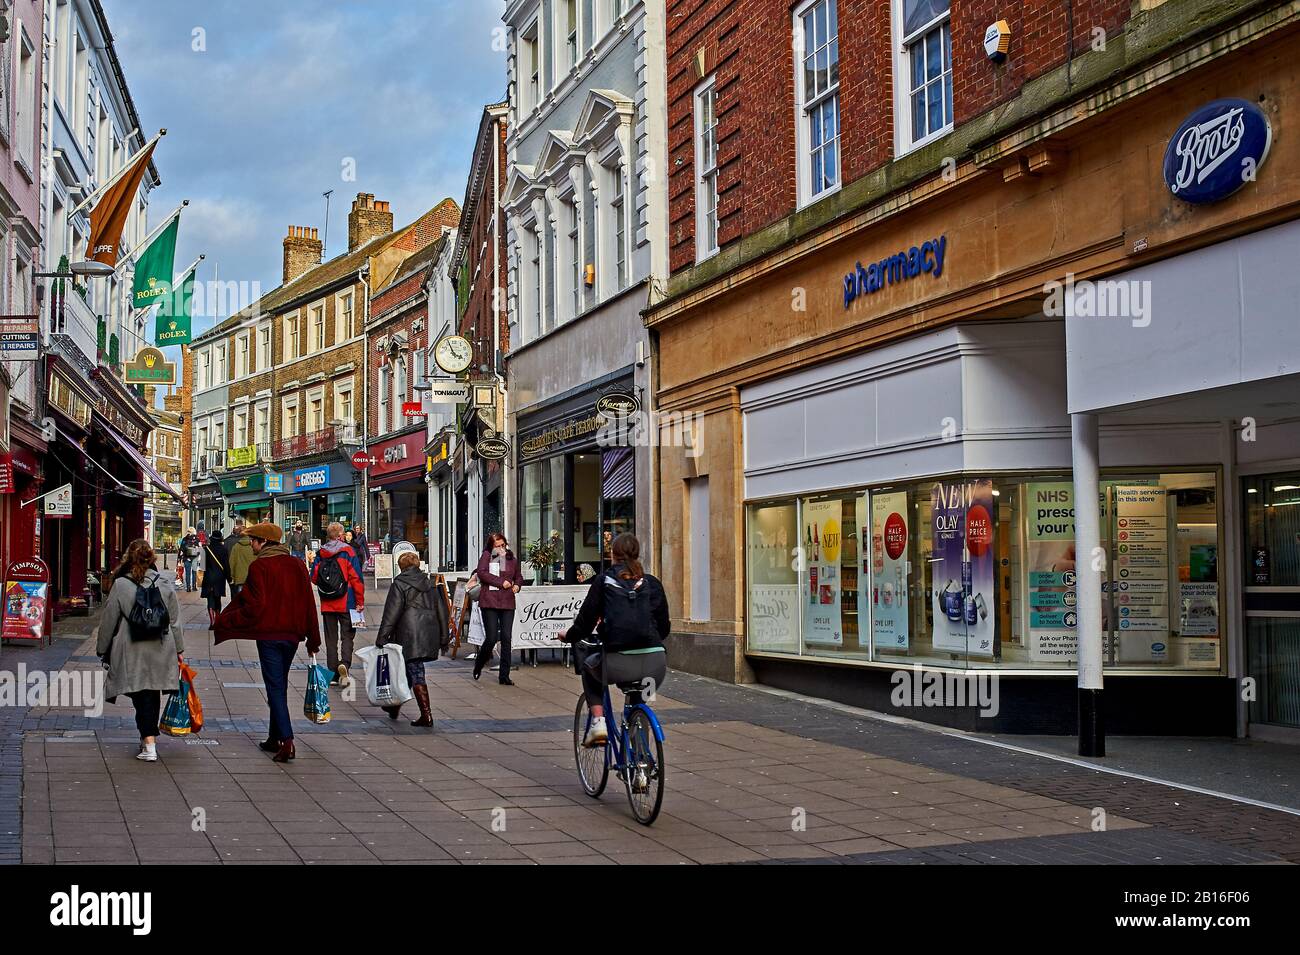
[96,539,185,762]
[375,552,447,727]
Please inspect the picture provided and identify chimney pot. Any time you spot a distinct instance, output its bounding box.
[283,223,323,283]
[347,193,394,251]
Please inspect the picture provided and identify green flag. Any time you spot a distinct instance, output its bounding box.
[131,216,179,311]
[155,264,198,346]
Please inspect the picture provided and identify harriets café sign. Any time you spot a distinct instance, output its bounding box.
[519,412,603,460]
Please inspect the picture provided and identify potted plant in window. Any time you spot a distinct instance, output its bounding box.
[525,530,563,585]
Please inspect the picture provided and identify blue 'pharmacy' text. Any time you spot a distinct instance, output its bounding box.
[842,235,947,309]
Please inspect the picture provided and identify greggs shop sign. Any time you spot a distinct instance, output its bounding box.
[294,465,331,490]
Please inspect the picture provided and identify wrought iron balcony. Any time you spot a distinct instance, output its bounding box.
[270,425,348,462]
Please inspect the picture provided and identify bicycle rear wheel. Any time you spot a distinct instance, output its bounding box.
[623,707,665,825]
[573,695,609,798]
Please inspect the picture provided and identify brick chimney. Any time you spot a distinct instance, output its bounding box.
[392,198,461,252]
[163,392,183,414]
[348,193,394,251]
[143,385,157,408]
[283,225,322,283]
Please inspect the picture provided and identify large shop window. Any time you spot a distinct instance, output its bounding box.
[745,471,1224,672]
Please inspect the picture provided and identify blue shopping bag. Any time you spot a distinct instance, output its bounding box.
[303,655,332,724]
[160,682,192,737]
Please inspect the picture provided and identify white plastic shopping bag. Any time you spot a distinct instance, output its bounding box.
[354,644,414,708]
[468,603,486,646]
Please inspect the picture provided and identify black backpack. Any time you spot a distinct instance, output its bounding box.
[315,552,349,600]
[127,576,170,642]
[600,573,660,652]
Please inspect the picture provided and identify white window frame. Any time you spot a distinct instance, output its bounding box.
[694,75,720,262]
[521,18,541,114]
[197,348,211,390]
[308,304,325,353]
[334,291,353,344]
[257,323,271,370]
[393,354,408,415]
[610,162,626,291]
[892,0,953,156]
[234,332,250,378]
[214,342,228,385]
[793,0,842,208]
[281,395,300,440]
[334,380,354,425]
[378,363,391,435]
[254,401,270,445]
[232,408,249,449]
[562,0,579,73]
[306,385,326,433]
[283,312,300,362]
[212,414,227,453]
[15,28,35,173]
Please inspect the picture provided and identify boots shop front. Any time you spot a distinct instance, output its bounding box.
[741,320,1234,736]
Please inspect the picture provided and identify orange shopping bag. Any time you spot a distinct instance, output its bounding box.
[181,661,204,734]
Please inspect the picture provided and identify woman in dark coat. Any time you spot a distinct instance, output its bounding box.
[473,532,524,685]
[200,530,229,628]
[375,552,447,727]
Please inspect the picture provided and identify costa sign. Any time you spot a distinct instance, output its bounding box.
[1163,98,1271,204]
[595,391,640,419]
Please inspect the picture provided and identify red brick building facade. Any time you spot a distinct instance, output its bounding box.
[665,0,1131,270]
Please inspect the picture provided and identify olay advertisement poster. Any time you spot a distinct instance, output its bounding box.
[930,478,996,657]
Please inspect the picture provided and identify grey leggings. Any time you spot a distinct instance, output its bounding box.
[581,651,667,707]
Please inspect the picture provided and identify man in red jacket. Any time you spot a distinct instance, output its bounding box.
[310,521,365,688]
[215,522,320,763]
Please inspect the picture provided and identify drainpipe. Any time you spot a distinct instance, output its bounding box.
[360,264,371,527]
[493,112,509,540]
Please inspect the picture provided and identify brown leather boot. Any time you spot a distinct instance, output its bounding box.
[272,739,295,762]
[410,685,433,727]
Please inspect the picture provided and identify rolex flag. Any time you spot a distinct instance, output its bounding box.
[87,140,158,269]
[132,216,179,311]
[155,262,199,346]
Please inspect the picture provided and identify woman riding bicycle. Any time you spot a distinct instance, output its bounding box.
[562,533,670,748]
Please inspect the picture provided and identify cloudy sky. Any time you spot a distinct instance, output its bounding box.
[105,0,507,337]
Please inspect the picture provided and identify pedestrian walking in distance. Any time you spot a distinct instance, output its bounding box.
[287,521,309,562]
[473,532,524,685]
[179,528,201,592]
[200,530,229,628]
[310,521,365,687]
[376,552,447,726]
[562,533,670,748]
[228,520,255,599]
[214,523,320,762]
[352,524,371,567]
[97,540,185,763]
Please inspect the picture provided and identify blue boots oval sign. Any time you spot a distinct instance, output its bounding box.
[1163,98,1271,204]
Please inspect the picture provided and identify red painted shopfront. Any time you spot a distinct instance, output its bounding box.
[366,428,428,555]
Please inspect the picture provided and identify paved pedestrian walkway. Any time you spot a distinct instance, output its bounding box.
[3,578,1298,865]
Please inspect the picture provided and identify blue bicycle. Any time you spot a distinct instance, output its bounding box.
[573,642,666,825]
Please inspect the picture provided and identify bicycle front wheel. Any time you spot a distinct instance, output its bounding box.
[573,695,609,798]
[623,707,665,825]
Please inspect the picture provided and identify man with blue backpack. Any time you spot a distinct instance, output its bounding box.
[310,521,365,687]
